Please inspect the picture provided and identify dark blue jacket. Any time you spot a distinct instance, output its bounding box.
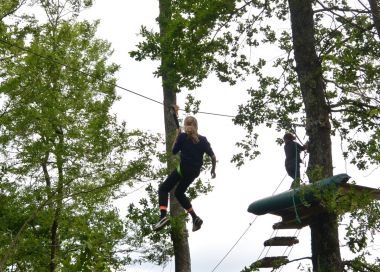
[172,133,214,169]
[284,141,305,166]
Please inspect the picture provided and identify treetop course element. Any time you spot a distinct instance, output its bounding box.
[246,174,380,269]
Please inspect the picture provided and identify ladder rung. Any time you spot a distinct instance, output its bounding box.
[264,236,299,247]
[250,256,289,268]
[273,216,311,229]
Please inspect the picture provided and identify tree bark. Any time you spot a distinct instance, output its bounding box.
[159,0,191,271]
[287,0,342,271]
[368,0,380,40]
[50,130,64,272]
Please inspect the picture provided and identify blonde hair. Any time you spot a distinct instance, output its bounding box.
[184,116,199,143]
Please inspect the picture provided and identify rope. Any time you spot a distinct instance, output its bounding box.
[261,229,279,260]
[277,229,302,272]
[291,134,302,224]
[210,216,258,272]
[0,37,310,130]
[0,37,235,119]
[256,229,277,261]
[210,173,288,272]
[292,189,302,224]
[289,124,305,146]
[272,173,287,195]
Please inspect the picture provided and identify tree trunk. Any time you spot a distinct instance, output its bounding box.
[287,0,342,271]
[50,131,64,272]
[159,0,191,271]
[368,0,380,40]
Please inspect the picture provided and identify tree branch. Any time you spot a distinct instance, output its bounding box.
[0,0,27,21]
[367,0,380,40]
[342,260,379,272]
[269,257,312,272]
[315,0,375,35]
[314,7,370,14]
[330,99,378,110]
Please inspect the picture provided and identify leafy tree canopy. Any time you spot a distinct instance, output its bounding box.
[0,1,163,270]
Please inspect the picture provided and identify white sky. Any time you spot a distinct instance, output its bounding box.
[78,1,379,271]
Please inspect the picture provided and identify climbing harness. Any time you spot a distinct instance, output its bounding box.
[176,164,182,177]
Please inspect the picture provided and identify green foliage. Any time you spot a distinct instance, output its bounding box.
[0,0,21,19]
[314,3,380,171]
[343,255,380,272]
[117,0,380,269]
[241,263,260,272]
[130,0,241,90]
[130,0,380,270]
[231,133,260,168]
[124,166,213,265]
[296,180,380,271]
[241,257,288,272]
[344,195,380,254]
[0,2,162,271]
[124,183,173,265]
[165,0,377,172]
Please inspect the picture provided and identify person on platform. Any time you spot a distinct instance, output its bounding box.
[283,132,308,189]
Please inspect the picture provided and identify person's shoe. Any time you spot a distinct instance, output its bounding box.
[153,216,169,231]
[192,217,203,232]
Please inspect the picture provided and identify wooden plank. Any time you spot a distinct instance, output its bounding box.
[251,256,289,268]
[264,236,299,247]
[271,203,323,221]
[339,184,380,200]
[273,220,308,230]
[273,211,315,229]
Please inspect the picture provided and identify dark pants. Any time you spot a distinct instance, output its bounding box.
[285,160,301,188]
[158,165,200,210]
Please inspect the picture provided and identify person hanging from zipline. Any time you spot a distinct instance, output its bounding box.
[153,116,216,232]
[283,132,308,189]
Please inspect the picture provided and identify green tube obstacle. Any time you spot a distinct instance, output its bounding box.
[248,174,349,215]
[245,174,380,269]
[247,173,380,229]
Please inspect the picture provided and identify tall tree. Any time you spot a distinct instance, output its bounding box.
[368,0,380,39]
[129,0,238,270]
[132,0,380,271]
[288,0,340,270]
[0,1,160,271]
[231,1,380,271]
[158,0,192,271]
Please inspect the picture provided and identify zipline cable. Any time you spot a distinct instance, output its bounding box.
[210,173,288,272]
[0,37,310,124]
[210,216,259,272]
[0,37,235,118]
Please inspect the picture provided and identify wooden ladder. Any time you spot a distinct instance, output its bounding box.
[249,236,299,269]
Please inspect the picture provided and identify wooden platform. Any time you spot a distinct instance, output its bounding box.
[272,204,322,229]
[339,183,380,200]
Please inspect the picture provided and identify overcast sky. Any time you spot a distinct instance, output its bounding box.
[79,1,379,271]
